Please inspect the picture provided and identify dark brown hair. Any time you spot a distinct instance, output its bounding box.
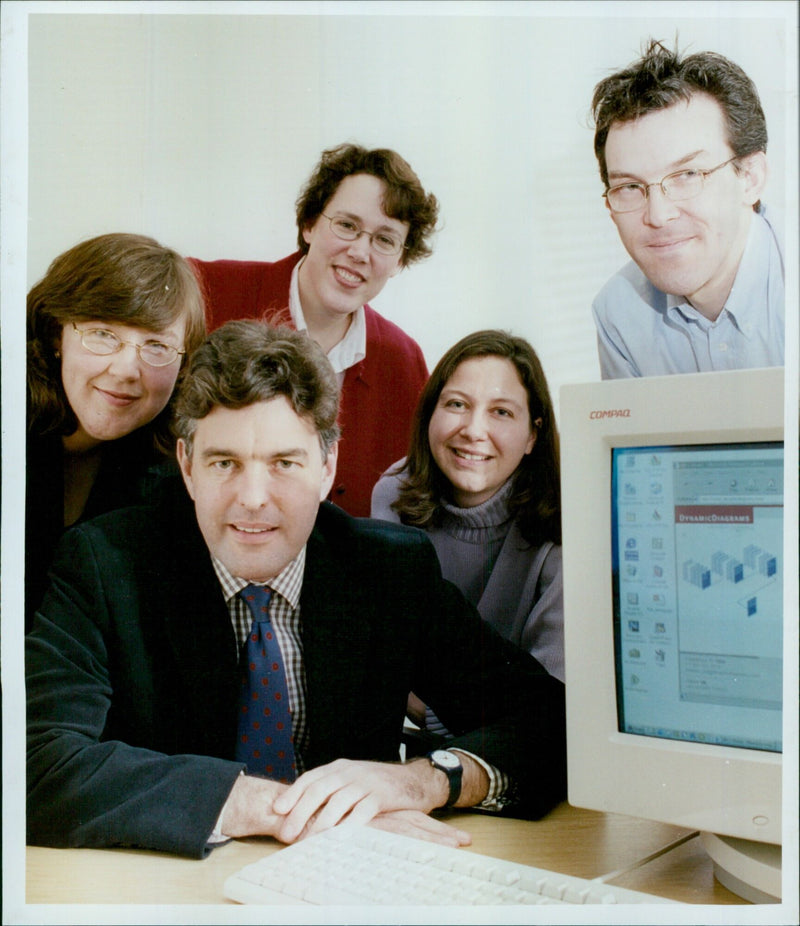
[27,233,207,451]
[592,39,767,194]
[391,330,561,546]
[173,320,340,460]
[295,143,439,266]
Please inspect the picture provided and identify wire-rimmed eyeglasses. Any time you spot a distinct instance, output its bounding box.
[72,322,185,367]
[604,157,738,214]
[321,214,407,257]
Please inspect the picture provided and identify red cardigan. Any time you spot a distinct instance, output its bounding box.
[189,252,428,516]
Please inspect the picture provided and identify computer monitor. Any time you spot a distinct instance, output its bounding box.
[560,368,784,904]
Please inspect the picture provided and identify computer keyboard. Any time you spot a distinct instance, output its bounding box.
[224,824,679,905]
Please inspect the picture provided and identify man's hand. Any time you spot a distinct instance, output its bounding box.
[222,754,490,845]
[270,758,430,843]
[369,809,472,847]
[271,754,490,844]
[220,774,289,838]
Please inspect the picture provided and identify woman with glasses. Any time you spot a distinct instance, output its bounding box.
[190,143,439,517]
[371,330,564,739]
[26,233,206,629]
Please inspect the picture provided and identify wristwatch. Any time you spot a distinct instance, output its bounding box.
[427,749,463,808]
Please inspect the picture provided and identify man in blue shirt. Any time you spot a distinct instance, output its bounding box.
[590,40,784,379]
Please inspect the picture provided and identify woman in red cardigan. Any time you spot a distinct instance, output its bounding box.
[190,144,439,516]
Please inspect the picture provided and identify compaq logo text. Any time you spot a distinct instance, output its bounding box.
[589,409,631,419]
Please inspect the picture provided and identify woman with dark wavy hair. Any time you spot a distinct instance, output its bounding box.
[371,330,563,732]
[26,232,206,628]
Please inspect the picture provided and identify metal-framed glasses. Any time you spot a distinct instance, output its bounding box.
[321,214,407,257]
[604,157,739,214]
[72,322,185,367]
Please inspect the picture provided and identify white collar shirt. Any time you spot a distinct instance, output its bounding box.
[289,257,367,383]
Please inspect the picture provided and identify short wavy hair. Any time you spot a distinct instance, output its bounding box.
[173,320,340,460]
[295,143,439,267]
[27,233,207,452]
[592,39,767,191]
[391,330,561,546]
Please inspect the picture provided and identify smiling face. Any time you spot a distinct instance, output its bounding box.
[177,397,337,583]
[298,173,408,325]
[604,93,766,320]
[428,355,536,508]
[60,318,186,451]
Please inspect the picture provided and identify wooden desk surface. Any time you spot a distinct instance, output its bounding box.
[25,802,744,907]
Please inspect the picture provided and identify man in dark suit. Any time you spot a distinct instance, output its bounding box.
[26,321,566,860]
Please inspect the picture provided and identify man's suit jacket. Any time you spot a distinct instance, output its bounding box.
[189,252,429,516]
[26,479,566,858]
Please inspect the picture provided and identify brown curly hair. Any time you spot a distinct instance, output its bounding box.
[295,143,439,267]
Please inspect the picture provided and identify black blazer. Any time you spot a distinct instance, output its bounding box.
[26,479,566,858]
[24,428,170,631]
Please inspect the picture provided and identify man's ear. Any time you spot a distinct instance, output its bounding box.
[176,438,196,501]
[319,442,339,502]
[739,151,768,206]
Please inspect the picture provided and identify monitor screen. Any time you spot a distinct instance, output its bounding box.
[559,368,786,901]
[611,442,783,754]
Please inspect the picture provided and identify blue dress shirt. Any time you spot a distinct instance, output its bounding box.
[592,208,784,379]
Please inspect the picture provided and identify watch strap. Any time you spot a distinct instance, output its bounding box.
[427,750,463,808]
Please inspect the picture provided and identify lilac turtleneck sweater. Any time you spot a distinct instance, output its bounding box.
[371,464,564,682]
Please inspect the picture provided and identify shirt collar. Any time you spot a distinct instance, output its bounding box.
[721,210,778,339]
[289,257,367,373]
[665,211,775,339]
[211,546,306,610]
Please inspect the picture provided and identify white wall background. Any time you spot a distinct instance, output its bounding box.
[17,0,795,415]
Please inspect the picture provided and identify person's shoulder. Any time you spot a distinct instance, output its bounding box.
[71,472,192,547]
[755,204,784,258]
[188,252,301,286]
[593,260,666,319]
[362,304,425,359]
[26,428,60,471]
[314,500,429,553]
[55,502,159,582]
[188,252,300,327]
[307,505,444,615]
[49,476,205,608]
[370,459,406,521]
[538,538,563,576]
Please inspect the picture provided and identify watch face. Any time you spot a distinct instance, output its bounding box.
[431,750,461,769]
